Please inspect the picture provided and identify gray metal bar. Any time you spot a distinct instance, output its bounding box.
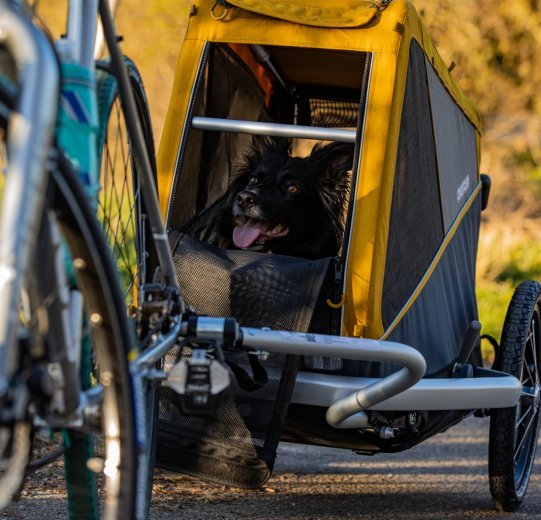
[191,116,357,143]
[250,45,289,93]
[134,321,182,371]
[292,371,522,411]
[66,0,98,67]
[240,328,426,428]
[94,0,119,59]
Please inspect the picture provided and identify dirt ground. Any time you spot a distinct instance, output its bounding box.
[2,416,541,520]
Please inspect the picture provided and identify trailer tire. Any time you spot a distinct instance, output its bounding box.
[489,280,541,511]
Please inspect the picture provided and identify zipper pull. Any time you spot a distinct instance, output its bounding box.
[326,257,346,309]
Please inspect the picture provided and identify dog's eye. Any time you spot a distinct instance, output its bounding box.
[249,176,258,185]
[286,183,300,194]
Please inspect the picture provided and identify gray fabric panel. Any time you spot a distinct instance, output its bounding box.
[382,41,444,328]
[343,192,481,378]
[386,193,480,376]
[426,58,478,232]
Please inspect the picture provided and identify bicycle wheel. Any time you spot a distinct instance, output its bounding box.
[1,34,141,520]
[489,280,541,511]
[96,57,157,306]
[50,154,141,519]
[0,109,140,519]
[0,45,35,508]
[95,57,159,516]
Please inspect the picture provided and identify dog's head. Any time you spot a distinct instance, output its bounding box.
[227,138,354,258]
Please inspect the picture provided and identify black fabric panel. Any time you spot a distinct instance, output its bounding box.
[156,232,330,488]
[166,51,208,231]
[382,40,444,328]
[343,192,481,378]
[426,57,478,232]
[200,45,270,209]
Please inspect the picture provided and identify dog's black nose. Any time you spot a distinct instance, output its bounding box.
[236,191,256,208]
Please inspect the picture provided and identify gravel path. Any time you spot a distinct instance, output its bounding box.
[3,415,541,519]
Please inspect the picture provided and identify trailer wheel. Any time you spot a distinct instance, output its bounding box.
[489,280,541,511]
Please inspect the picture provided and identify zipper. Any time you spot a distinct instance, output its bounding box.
[324,256,344,336]
[336,53,373,325]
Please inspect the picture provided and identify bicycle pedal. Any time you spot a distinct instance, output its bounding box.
[167,349,230,414]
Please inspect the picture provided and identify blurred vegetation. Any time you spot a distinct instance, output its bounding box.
[37,0,541,361]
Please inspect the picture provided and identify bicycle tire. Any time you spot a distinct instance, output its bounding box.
[489,280,541,511]
[94,57,159,517]
[0,133,141,517]
[1,38,141,519]
[53,153,142,520]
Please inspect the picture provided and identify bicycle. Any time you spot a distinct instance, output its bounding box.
[0,0,167,517]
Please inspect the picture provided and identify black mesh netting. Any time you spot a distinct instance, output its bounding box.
[381,40,444,328]
[156,231,331,487]
[309,98,359,128]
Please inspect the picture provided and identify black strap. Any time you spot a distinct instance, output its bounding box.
[481,333,499,354]
[227,353,268,392]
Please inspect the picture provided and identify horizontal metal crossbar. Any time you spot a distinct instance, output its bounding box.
[191,116,357,143]
[292,371,522,412]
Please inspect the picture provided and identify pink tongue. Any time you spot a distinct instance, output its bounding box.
[233,220,269,248]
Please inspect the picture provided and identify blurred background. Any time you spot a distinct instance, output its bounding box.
[38,0,541,360]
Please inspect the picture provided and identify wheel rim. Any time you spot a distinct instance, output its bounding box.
[515,305,541,491]
[0,101,32,506]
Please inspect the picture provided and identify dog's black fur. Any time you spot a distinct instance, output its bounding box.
[188,138,354,259]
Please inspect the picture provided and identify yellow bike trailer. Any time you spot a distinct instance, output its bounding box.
[154,0,537,510]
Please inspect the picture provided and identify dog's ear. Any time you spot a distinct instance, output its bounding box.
[310,141,354,216]
[310,141,355,179]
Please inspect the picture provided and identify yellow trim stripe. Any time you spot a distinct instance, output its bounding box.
[380,182,482,340]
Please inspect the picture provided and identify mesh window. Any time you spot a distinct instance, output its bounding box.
[426,58,478,232]
[382,40,444,328]
[167,43,367,241]
[157,232,330,487]
[309,99,359,127]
